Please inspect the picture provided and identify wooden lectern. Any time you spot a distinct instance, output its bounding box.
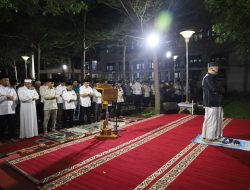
[95,83,118,139]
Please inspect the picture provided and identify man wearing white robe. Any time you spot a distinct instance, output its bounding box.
[18,79,39,139]
[202,62,224,143]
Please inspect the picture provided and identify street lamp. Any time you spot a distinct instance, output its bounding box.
[166,51,172,59]
[62,64,68,70]
[180,30,195,102]
[146,33,161,114]
[173,55,178,83]
[21,56,30,78]
[62,64,67,79]
[146,33,160,48]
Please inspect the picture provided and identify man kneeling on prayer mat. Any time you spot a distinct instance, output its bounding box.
[18,79,39,139]
[202,62,224,143]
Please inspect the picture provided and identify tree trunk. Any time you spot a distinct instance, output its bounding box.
[153,51,160,114]
[80,11,87,81]
[37,42,41,81]
[71,58,75,79]
[122,44,127,81]
[243,63,249,94]
[13,60,17,81]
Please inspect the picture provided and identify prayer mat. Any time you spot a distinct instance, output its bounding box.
[67,120,126,135]
[0,137,55,155]
[43,131,83,143]
[193,134,250,151]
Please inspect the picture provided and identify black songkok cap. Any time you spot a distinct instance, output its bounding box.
[47,78,54,82]
[66,81,72,86]
[0,73,9,80]
[208,62,218,67]
[83,79,90,83]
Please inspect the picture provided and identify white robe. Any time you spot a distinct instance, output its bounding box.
[18,86,39,138]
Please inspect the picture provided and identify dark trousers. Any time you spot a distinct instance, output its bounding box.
[93,103,102,122]
[143,97,150,107]
[79,106,91,125]
[63,109,74,128]
[116,102,122,117]
[134,95,142,111]
[36,103,44,133]
[57,103,63,128]
[0,114,16,141]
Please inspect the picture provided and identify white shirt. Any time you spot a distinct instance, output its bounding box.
[117,87,124,103]
[55,84,66,104]
[143,84,151,98]
[39,85,48,103]
[79,85,94,107]
[132,82,142,95]
[151,84,155,95]
[43,88,59,110]
[93,88,102,104]
[62,90,77,110]
[0,85,18,115]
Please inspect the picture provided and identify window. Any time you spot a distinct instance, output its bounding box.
[91,60,97,70]
[106,63,114,71]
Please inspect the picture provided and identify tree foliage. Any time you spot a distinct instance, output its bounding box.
[205,0,250,59]
[100,0,176,33]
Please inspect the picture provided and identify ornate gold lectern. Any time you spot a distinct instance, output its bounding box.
[95,83,118,139]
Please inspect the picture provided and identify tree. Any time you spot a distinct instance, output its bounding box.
[205,0,250,93]
[205,0,250,59]
[100,0,176,114]
[0,0,88,80]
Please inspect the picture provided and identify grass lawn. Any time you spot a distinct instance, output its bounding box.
[223,98,250,119]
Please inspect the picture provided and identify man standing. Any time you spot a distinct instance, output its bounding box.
[202,62,223,143]
[62,82,77,128]
[79,79,94,125]
[18,79,39,139]
[0,75,18,142]
[132,79,142,112]
[55,79,66,128]
[72,80,80,121]
[43,79,59,134]
[92,81,102,123]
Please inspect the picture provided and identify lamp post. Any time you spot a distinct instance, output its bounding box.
[146,33,160,114]
[173,55,178,84]
[21,56,30,78]
[180,30,195,102]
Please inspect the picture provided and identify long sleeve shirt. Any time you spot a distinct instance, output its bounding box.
[55,85,66,104]
[0,85,18,115]
[43,88,59,110]
[79,86,94,107]
[93,88,102,104]
[132,82,142,95]
[62,90,77,110]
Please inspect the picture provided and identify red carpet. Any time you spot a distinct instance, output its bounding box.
[3,114,250,190]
